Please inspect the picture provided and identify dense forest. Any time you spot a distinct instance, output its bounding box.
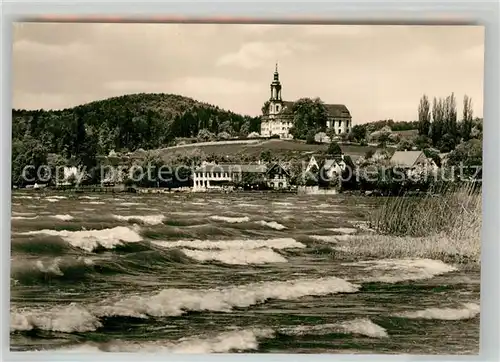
[12,93,261,185]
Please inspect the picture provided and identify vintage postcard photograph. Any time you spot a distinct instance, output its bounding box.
[10,23,484,354]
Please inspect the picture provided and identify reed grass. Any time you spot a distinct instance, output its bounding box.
[354,182,482,264]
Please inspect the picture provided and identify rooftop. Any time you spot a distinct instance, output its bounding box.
[390,151,424,167]
[281,101,351,118]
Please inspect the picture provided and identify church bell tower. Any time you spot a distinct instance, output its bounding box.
[269,63,283,115]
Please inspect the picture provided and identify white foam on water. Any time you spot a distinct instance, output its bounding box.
[339,318,388,338]
[255,220,287,230]
[137,207,159,211]
[315,203,331,208]
[83,208,95,212]
[280,318,388,338]
[171,211,210,216]
[45,198,60,203]
[310,234,355,243]
[112,214,165,225]
[353,221,376,233]
[272,202,293,206]
[79,196,99,200]
[35,259,64,276]
[396,303,480,320]
[12,216,39,220]
[328,227,358,234]
[118,202,145,206]
[19,226,142,252]
[82,201,105,205]
[12,212,36,216]
[344,258,458,283]
[13,195,37,200]
[47,196,67,200]
[181,248,288,265]
[316,210,344,214]
[237,203,260,208]
[10,304,102,333]
[96,276,360,318]
[50,214,74,221]
[152,237,305,251]
[210,215,250,223]
[53,328,274,353]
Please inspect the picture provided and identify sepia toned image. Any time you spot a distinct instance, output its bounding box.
[10,22,483,354]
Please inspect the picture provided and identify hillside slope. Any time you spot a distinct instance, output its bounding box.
[12,93,261,157]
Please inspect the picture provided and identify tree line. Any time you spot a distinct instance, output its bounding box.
[417,93,480,152]
[12,93,260,186]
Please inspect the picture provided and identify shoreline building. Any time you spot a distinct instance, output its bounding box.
[260,64,353,138]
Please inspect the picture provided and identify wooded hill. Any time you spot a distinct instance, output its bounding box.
[12,93,261,183]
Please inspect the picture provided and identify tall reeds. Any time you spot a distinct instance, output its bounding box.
[355,182,482,264]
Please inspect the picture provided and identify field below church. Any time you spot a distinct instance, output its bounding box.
[155,139,378,161]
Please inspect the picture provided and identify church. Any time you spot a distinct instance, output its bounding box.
[260,64,352,139]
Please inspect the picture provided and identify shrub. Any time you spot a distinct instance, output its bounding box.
[306,129,317,144]
[397,139,414,151]
[197,129,216,142]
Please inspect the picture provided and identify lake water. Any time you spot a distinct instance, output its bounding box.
[10,191,480,354]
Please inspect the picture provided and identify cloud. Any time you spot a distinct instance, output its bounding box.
[12,23,484,122]
[216,41,312,69]
[303,25,367,37]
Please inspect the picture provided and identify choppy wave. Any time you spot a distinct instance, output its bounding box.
[181,248,288,265]
[11,257,96,284]
[12,212,36,216]
[210,215,250,223]
[79,196,100,200]
[82,201,105,205]
[51,214,74,221]
[113,214,165,225]
[18,226,142,252]
[255,220,287,230]
[31,319,388,353]
[152,237,305,251]
[280,318,388,338]
[345,258,457,283]
[328,227,358,234]
[396,303,480,320]
[96,276,360,318]
[11,304,102,333]
[119,202,145,207]
[51,328,274,353]
[11,276,360,332]
[13,195,38,200]
[12,216,39,220]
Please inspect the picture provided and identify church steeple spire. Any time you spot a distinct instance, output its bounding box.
[270,63,282,101]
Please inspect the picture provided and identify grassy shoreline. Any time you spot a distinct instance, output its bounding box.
[355,183,481,265]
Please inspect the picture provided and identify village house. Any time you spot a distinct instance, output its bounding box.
[260,64,352,138]
[192,162,290,191]
[389,150,438,177]
[304,154,356,186]
[265,162,290,190]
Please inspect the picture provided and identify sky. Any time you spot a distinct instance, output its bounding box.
[12,23,484,124]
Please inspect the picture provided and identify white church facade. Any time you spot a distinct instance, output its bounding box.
[260,65,352,138]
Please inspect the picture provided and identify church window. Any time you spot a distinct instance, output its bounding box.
[276,105,280,112]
